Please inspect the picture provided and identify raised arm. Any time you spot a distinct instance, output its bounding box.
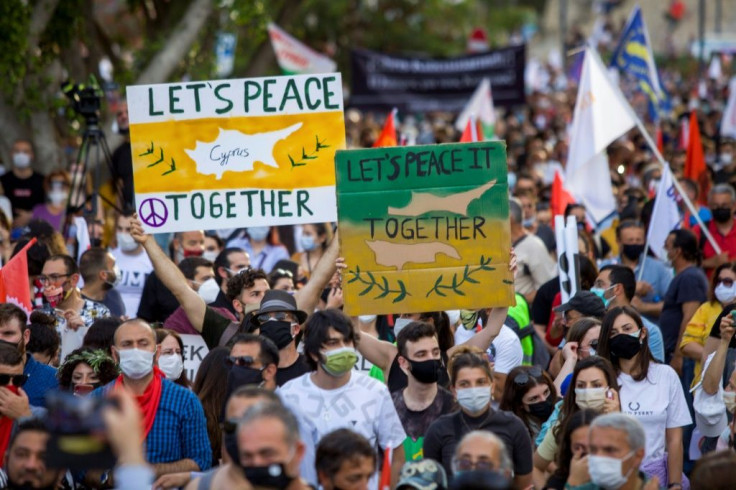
[702,315,734,395]
[130,215,207,332]
[448,306,508,357]
[294,230,339,316]
[354,324,398,372]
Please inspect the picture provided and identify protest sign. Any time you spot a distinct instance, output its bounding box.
[126,74,345,233]
[336,142,515,315]
[349,45,525,113]
[180,334,209,382]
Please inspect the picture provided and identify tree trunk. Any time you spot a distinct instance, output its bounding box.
[243,0,305,77]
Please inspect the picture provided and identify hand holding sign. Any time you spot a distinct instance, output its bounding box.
[129,214,151,246]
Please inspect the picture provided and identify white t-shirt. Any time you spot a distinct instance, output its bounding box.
[618,363,692,462]
[110,246,153,317]
[514,233,556,296]
[279,371,406,487]
[454,325,524,375]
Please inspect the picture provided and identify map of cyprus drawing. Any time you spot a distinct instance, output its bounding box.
[336,142,516,315]
[126,73,345,234]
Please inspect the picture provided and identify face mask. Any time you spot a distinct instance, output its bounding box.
[724,391,736,413]
[522,217,536,228]
[588,452,634,489]
[456,387,491,413]
[48,190,68,205]
[158,353,184,380]
[117,348,155,380]
[242,463,294,489]
[247,226,270,242]
[12,152,31,168]
[621,244,645,261]
[508,171,517,190]
[300,235,317,252]
[104,266,121,289]
[260,320,294,350]
[197,278,220,304]
[575,387,607,410]
[722,153,733,164]
[527,398,554,421]
[358,315,376,324]
[609,331,642,360]
[407,358,441,384]
[203,250,219,262]
[227,365,264,396]
[712,207,733,224]
[715,282,736,305]
[394,318,413,338]
[590,286,614,308]
[116,232,138,252]
[446,310,460,326]
[321,346,358,377]
[43,283,72,308]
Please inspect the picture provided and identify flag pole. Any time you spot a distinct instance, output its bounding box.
[587,48,723,256]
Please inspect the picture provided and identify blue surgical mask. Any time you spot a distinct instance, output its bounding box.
[300,234,317,252]
[247,226,270,242]
[590,286,614,308]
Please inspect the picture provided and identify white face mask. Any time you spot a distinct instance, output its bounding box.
[393,318,412,338]
[12,152,31,168]
[714,282,736,305]
[158,353,184,381]
[48,190,68,205]
[724,391,736,413]
[358,315,377,324]
[117,348,155,380]
[588,452,634,489]
[456,386,492,413]
[247,226,270,242]
[197,277,220,304]
[574,387,607,411]
[203,250,219,262]
[300,234,317,252]
[116,232,139,252]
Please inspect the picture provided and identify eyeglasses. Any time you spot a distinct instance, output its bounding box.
[225,355,256,367]
[513,366,543,386]
[38,273,70,284]
[0,374,28,387]
[717,277,735,287]
[256,312,294,324]
[452,457,495,472]
[273,269,293,278]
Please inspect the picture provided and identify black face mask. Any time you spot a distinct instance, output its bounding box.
[713,207,733,224]
[227,365,264,400]
[621,243,646,261]
[609,333,642,360]
[527,398,554,421]
[242,463,294,489]
[224,430,240,465]
[407,358,441,384]
[260,320,293,350]
[6,479,58,490]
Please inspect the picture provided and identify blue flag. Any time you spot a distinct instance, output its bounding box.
[610,5,668,120]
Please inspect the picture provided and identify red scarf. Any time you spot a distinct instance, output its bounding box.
[115,367,164,438]
[0,387,20,462]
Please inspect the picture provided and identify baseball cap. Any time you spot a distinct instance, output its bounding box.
[553,291,606,318]
[396,459,448,490]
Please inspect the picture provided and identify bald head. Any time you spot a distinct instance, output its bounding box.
[453,430,512,476]
[113,319,156,349]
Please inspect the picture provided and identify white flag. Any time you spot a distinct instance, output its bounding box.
[267,23,336,75]
[721,77,736,139]
[455,78,495,137]
[646,165,681,259]
[565,48,636,224]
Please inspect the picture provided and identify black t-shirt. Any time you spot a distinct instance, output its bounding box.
[275,354,310,386]
[536,224,556,253]
[531,277,560,326]
[211,289,237,318]
[136,272,180,323]
[710,303,736,348]
[391,387,456,441]
[423,408,533,478]
[0,171,45,214]
[659,266,708,358]
[111,142,134,208]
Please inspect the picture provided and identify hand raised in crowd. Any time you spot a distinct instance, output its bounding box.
[63,310,84,331]
[509,247,518,275]
[325,287,344,310]
[566,452,590,486]
[129,214,150,245]
[0,387,31,420]
[561,341,578,362]
[719,314,735,344]
[603,388,621,414]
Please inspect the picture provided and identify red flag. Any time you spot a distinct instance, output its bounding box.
[0,238,37,316]
[460,116,482,142]
[685,111,710,205]
[655,123,664,154]
[379,446,392,490]
[551,171,576,219]
[373,109,398,147]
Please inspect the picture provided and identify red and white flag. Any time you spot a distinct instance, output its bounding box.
[0,238,37,316]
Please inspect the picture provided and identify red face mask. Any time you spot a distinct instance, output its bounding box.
[183,248,203,258]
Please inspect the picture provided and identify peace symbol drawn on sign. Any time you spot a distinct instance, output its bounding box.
[138,198,169,228]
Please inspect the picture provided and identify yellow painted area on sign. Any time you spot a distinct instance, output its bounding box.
[130,112,344,193]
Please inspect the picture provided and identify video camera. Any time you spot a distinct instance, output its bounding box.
[61,75,103,126]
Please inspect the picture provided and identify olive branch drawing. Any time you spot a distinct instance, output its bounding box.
[288,135,329,168]
[347,266,410,303]
[139,141,176,176]
[425,255,495,298]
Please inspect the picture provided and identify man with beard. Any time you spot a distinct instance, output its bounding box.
[39,255,110,362]
[0,419,67,490]
[0,305,57,407]
[79,248,126,317]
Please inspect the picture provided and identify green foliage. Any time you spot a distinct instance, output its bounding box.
[39,0,84,61]
[0,0,31,95]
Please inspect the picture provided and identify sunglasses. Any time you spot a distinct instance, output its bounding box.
[453,458,495,472]
[717,277,735,288]
[255,312,294,324]
[225,355,256,368]
[0,374,28,387]
[220,419,239,435]
[513,366,543,386]
[273,268,293,278]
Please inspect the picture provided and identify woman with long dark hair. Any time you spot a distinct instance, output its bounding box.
[499,365,558,441]
[192,346,230,465]
[543,409,600,489]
